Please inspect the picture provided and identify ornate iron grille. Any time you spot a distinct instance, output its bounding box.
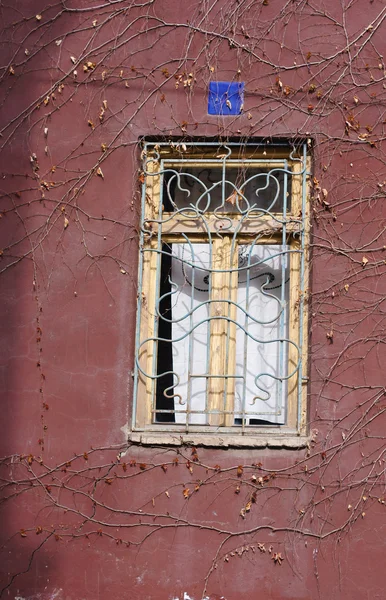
[133,142,309,435]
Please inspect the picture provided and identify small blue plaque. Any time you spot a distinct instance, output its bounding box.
[208,81,244,115]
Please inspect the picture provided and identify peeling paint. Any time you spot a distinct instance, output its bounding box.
[119,422,130,442]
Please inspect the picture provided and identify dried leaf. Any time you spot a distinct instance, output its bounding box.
[9,65,15,75]
[36,526,43,534]
[36,14,42,21]
[96,167,104,179]
[237,465,243,477]
[362,256,368,267]
[55,39,62,46]
[226,99,232,109]
[20,529,27,538]
[272,552,283,564]
[70,56,76,64]
[120,268,126,274]
[183,488,190,499]
[228,191,239,206]
[102,99,108,110]
[64,216,69,229]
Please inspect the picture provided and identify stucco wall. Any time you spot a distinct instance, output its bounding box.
[1,1,385,598]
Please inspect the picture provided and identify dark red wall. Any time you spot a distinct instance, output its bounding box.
[1,1,385,598]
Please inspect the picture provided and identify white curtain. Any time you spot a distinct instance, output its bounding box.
[169,243,288,425]
[171,244,210,424]
[235,245,288,424]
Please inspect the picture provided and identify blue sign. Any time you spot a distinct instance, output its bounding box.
[208,81,244,115]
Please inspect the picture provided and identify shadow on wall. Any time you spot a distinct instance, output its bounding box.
[0,1,63,595]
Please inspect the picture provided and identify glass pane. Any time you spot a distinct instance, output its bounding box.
[155,243,210,424]
[156,242,290,426]
[235,244,290,425]
[163,166,291,213]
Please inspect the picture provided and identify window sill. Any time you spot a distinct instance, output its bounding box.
[128,430,312,449]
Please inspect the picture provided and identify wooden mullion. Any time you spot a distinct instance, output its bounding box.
[137,161,161,427]
[223,238,238,426]
[286,160,303,429]
[208,238,229,426]
[161,213,298,237]
[299,156,311,433]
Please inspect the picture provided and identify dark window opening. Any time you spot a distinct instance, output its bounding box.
[162,167,292,213]
[155,244,175,422]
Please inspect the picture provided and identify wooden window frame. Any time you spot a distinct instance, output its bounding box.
[131,142,311,447]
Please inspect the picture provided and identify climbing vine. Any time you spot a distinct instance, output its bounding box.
[0,0,385,598]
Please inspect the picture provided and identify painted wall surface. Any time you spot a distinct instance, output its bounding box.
[0,1,385,599]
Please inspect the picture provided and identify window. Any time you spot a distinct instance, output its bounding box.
[133,141,310,444]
